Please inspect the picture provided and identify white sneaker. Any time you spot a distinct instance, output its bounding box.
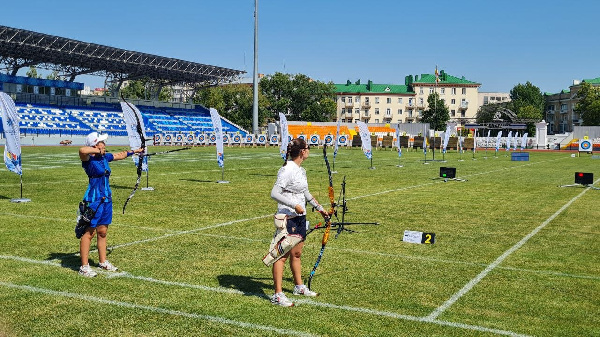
[98,260,118,272]
[293,284,318,297]
[78,264,97,278]
[271,292,294,307]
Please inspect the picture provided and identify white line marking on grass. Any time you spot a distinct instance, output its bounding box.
[43,214,273,261]
[426,183,596,321]
[295,299,530,337]
[0,255,528,337]
[495,266,600,281]
[346,157,566,201]
[0,281,317,337]
[188,235,600,281]
[0,213,173,233]
[105,214,273,251]
[346,181,439,200]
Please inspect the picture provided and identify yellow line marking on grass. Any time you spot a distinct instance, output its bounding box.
[0,255,529,337]
[0,280,317,337]
[425,179,598,320]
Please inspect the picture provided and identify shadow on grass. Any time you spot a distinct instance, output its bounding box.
[46,244,108,272]
[217,274,286,299]
[247,173,276,177]
[46,252,85,271]
[179,179,214,183]
[0,195,10,199]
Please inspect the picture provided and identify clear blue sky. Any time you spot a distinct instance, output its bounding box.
[3,0,599,94]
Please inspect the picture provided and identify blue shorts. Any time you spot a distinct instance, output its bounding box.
[90,200,112,227]
[286,215,307,240]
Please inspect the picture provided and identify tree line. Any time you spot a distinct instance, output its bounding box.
[25,66,600,130]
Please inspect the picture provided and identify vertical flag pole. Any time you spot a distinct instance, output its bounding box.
[11,174,30,203]
[472,129,476,160]
[423,125,426,163]
[458,136,464,162]
[432,65,438,161]
[485,132,489,158]
[141,169,154,191]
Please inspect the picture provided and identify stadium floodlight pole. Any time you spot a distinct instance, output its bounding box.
[252,0,259,135]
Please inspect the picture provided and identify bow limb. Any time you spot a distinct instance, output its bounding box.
[122,94,147,214]
[307,145,336,290]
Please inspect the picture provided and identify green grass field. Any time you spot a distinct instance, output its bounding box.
[0,145,598,336]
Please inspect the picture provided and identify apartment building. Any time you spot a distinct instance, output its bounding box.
[478,92,511,106]
[544,77,600,134]
[335,70,480,125]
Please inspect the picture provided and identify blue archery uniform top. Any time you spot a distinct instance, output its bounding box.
[82,153,114,202]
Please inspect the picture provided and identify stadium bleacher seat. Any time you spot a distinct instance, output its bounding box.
[2,102,248,138]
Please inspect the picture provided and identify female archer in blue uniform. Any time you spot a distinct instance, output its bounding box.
[78,132,143,277]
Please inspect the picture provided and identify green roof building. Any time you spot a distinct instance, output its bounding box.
[335,70,480,125]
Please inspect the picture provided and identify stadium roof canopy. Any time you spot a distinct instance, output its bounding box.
[0,25,245,87]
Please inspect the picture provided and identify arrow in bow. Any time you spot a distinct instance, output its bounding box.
[307,144,336,290]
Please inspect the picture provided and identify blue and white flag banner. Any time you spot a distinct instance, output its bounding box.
[442,122,456,153]
[120,102,149,172]
[0,92,22,175]
[278,113,289,160]
[486,129,491,149]
[210,108,225,168]
[495,132,502,152]
[121,102,147,151]
[521,133,528,150]
[513,133,518,151]
[356,121,372,160]
[334,118,341,159]
[458,136,463,152]
[506,131,512,151]
[395,127,402,158]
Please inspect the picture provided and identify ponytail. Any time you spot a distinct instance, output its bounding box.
[283,143,292,166]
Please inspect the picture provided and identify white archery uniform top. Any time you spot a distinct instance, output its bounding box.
[272,161,310,217]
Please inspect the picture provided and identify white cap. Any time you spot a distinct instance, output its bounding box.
[85,132,108,147]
